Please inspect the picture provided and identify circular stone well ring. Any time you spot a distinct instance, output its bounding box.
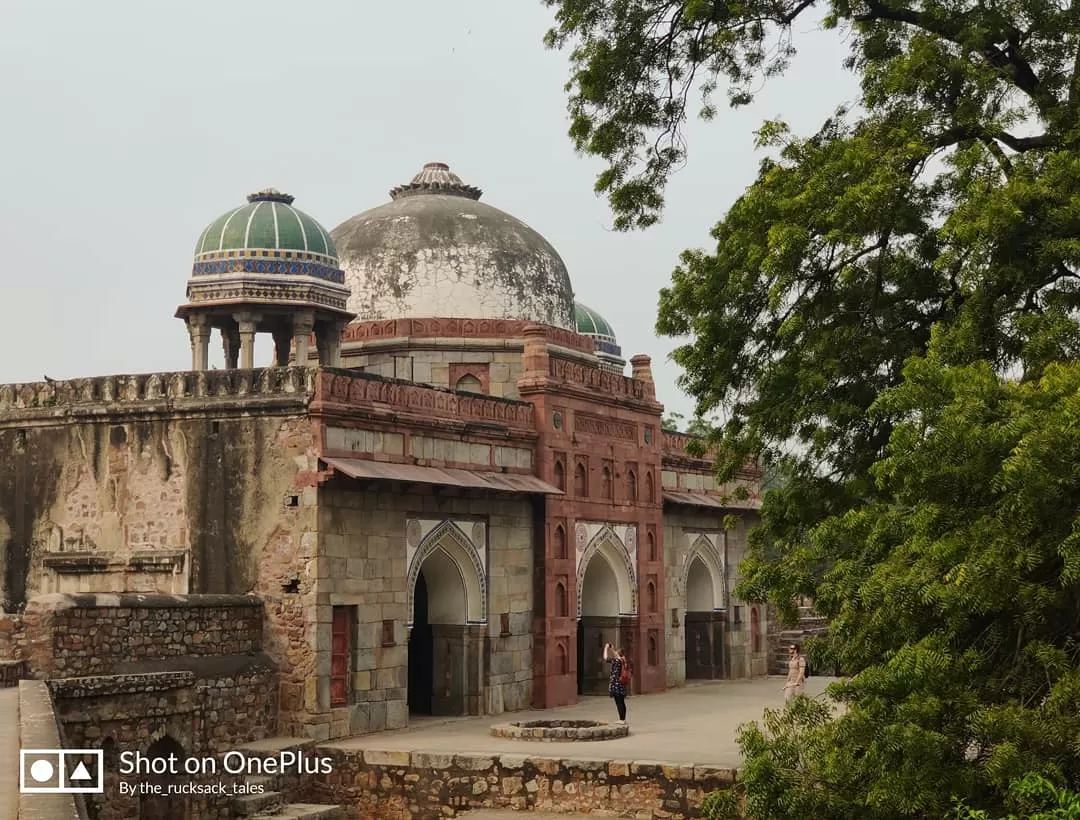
[490,719,629,741]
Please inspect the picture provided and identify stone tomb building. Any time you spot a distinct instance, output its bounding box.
[0,163,767,747]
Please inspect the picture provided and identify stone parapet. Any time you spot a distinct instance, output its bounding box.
[0,367,314,422]
[305,748,737,819]
[48,671,196,699]
[341,317,597,356]
[312,368,536,429]
[21,594,264,678]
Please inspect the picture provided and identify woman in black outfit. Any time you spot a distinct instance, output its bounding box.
[603,642,629,724]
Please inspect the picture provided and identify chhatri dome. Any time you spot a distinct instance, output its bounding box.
[176,189,354,370]
[575,302,626,374]
[331,162,576,329]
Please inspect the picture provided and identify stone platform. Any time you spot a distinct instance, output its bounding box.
[305,677,835,819]
[324,676,832,767]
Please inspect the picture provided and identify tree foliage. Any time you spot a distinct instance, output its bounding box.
[543,0,1080,814]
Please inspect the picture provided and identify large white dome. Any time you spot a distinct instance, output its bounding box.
[330,162,576,328]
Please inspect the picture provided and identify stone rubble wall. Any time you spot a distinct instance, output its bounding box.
[20,593,264,678]
[304,749,738,819]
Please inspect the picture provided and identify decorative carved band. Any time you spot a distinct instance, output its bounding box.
[341,318,594,354]
[314,371,535,428]
[548,357,647,400]
[0,367,314,413]
[574,412,636,441]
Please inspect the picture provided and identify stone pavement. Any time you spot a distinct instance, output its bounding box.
[0,687,19,820]
[324,676,834,767]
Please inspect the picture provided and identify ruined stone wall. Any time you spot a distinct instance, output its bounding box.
[0,368,323,730]
[314,484,535,740]
[0,368,319,607]
[305,748,737,820]
[663,507,764,686]
[20,593,264,677]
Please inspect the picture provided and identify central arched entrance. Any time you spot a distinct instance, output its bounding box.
[576,532,637,696]
[140,735,187,820]
[683,538,728,680]
[407,524,486,718]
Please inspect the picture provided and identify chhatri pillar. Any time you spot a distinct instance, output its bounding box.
[175,189,355,371]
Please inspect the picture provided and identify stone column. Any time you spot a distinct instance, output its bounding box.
[221,327,240,370]
[292,310,315,367]
[235,312,258,370]
[186,316,211,372]
[271,327,292,367]
[316,321,345,367]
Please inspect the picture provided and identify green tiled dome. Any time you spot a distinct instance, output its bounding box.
[575,301,625,373]
[190,189,343,285]
[575,302,616,343]
[195,189,336,258]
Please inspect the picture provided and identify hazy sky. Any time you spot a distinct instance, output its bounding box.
[0,0,858,419]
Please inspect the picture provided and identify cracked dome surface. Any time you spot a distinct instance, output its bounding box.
[330,163,576,328]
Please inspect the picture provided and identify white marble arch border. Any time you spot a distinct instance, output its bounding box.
[406,520,487,628]
[681,532,727,611]
[576,526,638,618]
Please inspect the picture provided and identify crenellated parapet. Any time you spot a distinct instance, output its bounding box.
[0,367,315,421]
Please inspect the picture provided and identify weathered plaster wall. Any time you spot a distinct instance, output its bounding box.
[331,190,577,329]
[314,484,536,740]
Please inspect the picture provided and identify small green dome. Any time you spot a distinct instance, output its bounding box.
[575,302,617,343]
[575,301,625,373]
[191,189,343,285]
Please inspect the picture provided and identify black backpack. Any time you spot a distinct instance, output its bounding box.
[803,657,811,678]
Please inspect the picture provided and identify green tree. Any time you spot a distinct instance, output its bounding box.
[662,410,712,436]
[542,0,1080,814]
[702,351,1080,817]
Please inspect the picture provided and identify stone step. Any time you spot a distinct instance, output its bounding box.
[232,789,285,816]
[250,804,345,819]
[231,737,315,755]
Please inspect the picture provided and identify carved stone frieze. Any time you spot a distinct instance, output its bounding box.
[573,412,636,442]
[314,372,535,428]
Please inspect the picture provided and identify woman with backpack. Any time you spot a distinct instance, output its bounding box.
[603,642,631,724]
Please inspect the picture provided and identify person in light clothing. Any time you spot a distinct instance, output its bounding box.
[783,643,806,702]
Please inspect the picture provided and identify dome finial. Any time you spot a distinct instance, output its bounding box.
[247,188,295,205]
[389,162,483,201]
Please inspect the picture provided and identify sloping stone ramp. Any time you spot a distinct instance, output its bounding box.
[228,737,343,819]
[0,687,18,820]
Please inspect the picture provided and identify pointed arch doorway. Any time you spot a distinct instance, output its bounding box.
[576,532,637,696]
[683,537,728,680]
[406,524,487,718]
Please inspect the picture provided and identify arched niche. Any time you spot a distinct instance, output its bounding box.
[683,536,725,611]
[408,522,486,626]
[577,532,636,618]
[456,374,483,392]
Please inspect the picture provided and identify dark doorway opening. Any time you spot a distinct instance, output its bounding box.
[408,570,434,715]
[141,736,186,820]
